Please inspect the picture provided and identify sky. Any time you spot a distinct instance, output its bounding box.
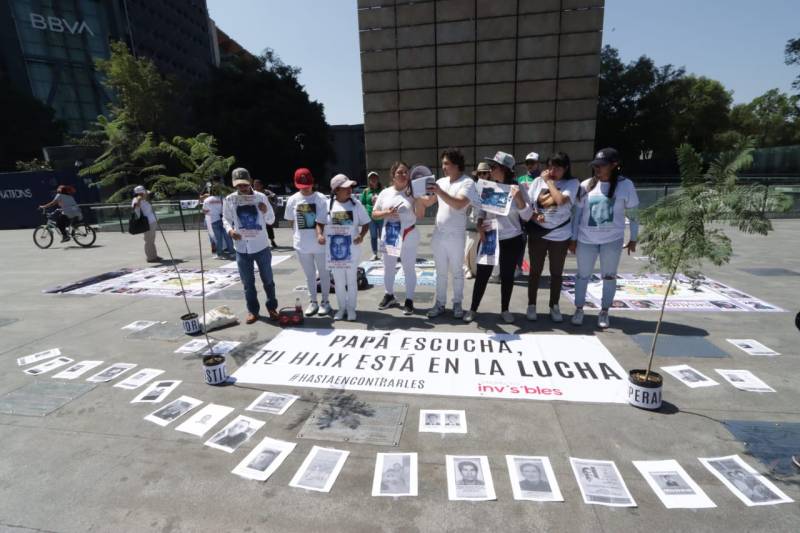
[206,0,799,125]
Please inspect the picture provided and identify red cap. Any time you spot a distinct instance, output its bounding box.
[294,168,314,190]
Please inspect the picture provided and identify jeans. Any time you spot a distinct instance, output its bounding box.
[469,234,525,312]
[369,219,383,255]
[528,236,570,307]
[236,247,277,314]
[211,219,233,256]
[574,239,624,310]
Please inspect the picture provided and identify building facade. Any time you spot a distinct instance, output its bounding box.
[357,0,604,177]
[0,0,217,135]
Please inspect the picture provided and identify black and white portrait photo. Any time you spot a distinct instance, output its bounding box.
[232,436,296,481]
[290,447,349,493]
[87,363,136,383]
[372,453,417,497]
[131,380,181,403]
[175,403,234,437]
[661,364,719,389]
[702,455,792,506]
[205,415,265,453]
[144,396,202,427]
[447,455,496,501]
[633,460,716,509]
[506,456,563,501]
[419,410,467,434]
[246,392,298,415]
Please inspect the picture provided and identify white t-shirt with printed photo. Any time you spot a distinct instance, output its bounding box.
[576,177,639,244]
[327,198,370,238]
[528,177,579,241]
[284,191,329,253]
[373,186,417,229]
[202,195,223,224]
[434,175,477,233]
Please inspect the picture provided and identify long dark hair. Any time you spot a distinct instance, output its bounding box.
[390,160,412,196]
[580,158,622,200]
[546,152,574,181]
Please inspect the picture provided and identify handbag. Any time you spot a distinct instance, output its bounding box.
[128,211,150,235]
[527,217,570,239]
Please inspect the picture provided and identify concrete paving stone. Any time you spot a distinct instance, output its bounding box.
[438,64,476,87]
[477,60,516,84]
[519,0,562,14]
[556,76,599,99]
[518,57,559,81]
[399,88,436,110]
[519,12,561,36]
[476,16,516,41]
[400,128,437,150]
[476,82,514,105]
[560,31,603,56]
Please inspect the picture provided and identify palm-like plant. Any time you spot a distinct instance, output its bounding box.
[638,140,790,379]
[156,133,235,197]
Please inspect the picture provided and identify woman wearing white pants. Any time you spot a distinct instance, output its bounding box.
[326,174,370,321]
[371,161,427,316]
[284,168,332,317]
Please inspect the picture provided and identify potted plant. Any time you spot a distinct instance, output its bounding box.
[632,140,789,410]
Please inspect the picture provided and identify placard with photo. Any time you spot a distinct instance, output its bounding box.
[372,453,418,497]
[144,396,203,427]
[506,455,563,502]
[446,455,496,501]
[52,360,103,380]
[699,454,793,506]
[205,415,264,453]
[289,446,349,493]
[232,436,295,481]
[245,391,299,415]
[418,409,467,434]
[175,403,234,437]
[130,380,181,403]
[633,459,716,509]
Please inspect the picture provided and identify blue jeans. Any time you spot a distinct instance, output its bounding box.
[212,219,234,256]
[574,239,624,310]
[369,219,383,255]
[236,247,277,314]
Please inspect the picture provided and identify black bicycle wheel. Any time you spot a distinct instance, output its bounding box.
[71,224,97,247]
[33,226,54,249]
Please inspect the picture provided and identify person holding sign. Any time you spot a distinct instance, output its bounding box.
[284,168,332,317]
[569,148,639,329]
[463,152,532,323]
[525,152,580,322]
[419,148,478,319]
[326,174,370,321]
[371,161,427,315]
[222,168,278,324]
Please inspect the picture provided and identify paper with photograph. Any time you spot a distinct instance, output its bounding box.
[699,454,793,506]
[418,409,467,434]
[86,363,136,383]
[633,459,716,509]
[131,380,181,403]
[476,179,512,216]
[114,368,164,390]
[175,339,215,354]
[17,348,61,366]
[506,455,563,502]
[326,224,354,269]
[232,436,296,481]
[411,175,435,198]
[381,220,402,258]
[175,403,234,437]
[121,320,160,332]
[661,364,719,388]
[205,415,264,453]
[144,395,203,427]
[570,458,636,507]
[23,356,73,376]
[714,369,775,392]
[446,455,496,501]
[52,360,103,380]
[201,340,240,356]
[476,219,499,266]
[246,391,299,415]
[234,194,265,238]
[372,453,418,497]
[726,339,779,356]
[289,446,349,492]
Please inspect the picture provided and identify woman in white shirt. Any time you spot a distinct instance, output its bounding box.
[131,185,161,262]
[525,152,580,322]
[370,161,427,316]
[464,151,533,324]
[326,174,370,321]
[569,148,639,329]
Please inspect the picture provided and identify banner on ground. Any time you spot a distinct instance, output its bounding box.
[561,273,783,312]
[232,328,629,404]
[360,259,436,287]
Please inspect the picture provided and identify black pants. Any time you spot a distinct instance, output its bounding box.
[56,214,71,238]
[470,234,525,312]
[267,224,275,241]
[528,236,570,307]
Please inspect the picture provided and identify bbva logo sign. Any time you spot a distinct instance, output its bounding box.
[29,13,95,36]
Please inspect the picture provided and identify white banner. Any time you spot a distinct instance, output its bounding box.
[232,329,629,404]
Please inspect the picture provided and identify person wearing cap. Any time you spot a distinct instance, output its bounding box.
[39,184,82,242]
[284,168,332,317]
[463,151,532,324]
[203,182,234,259]
[371,161,428,315]
[326,174,370,320]
[360,171,384,261]
[131,185,161,262]
[223,167,279,324]
[525,152,580,323]
[518,152,541,186]
[569,148,639,329]
[418,148,478,319]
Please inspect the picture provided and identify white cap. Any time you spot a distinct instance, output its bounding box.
[330,173,357,191]
[133,185,148,195]
[524,152,540,162]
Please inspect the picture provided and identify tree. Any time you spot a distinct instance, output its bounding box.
[154,133,235,197]
[637,141,790,379]
[0,78,64,170]
[725,89,800,148]
[786,36,800,91]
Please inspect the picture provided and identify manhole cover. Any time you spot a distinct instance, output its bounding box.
[297,397,406,446]
[0,381,95,416]
[631,334,728,358]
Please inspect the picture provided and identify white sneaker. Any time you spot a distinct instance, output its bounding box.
[452,302,464,319]
[550,305,563,322]
[597,310,610,329]
[501,311,514,323]
[465,270,474,279]
[347,309,357,321]
[571,308,584,325]
[489,274,500,284]
[427,303,445,318]
[334,308,346,320]
[526,304,537,321]
[463,310,475,322]
[371,254,379,261]
[304,302,319,317]
[318,302,332,317]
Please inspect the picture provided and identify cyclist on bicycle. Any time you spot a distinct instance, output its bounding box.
[39,185,82,242]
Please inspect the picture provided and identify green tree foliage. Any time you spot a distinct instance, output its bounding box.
[192,49,331,187]
[786,36,800,91]
[154,133,235,197]
[0,78,64,170]
[724,89,800,148]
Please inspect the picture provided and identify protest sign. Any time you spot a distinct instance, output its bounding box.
[232,329,629,404]
[17,348,60,366]
[633,460,716,509]
[660,365,719,388]
[699,455,793,506]
[24,357,73,376]
[53,360,104,380]
[726,339,779,356]
[715,369,775,392]
[113,368,165,390]
[175,403,234,437]
[446,455,496,501]
[570,458,636,507]
[290,446,349,493]
[360,259,436,287]
[411,175,435,198]
[144,396,202,427]
[476,179,511,216]
[419,410,467,434]
[476,219,499,266]
[232,436,295,481]
[326,224,354,269]
[381,220,402,258]
[372,453,417,497]
[234,194,264,238]
[506,456,563,502]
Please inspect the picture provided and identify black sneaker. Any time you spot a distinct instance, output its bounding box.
[378,294,396,310]
[402,299,414,315]
[60,235,71,242]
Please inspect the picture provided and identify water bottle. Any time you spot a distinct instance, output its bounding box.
[295,297,302,313]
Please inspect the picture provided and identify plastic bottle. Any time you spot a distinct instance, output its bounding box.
[295,297,302,313]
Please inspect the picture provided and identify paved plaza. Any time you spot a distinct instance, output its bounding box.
[1,221,799,532]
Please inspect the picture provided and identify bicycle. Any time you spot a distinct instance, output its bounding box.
[33,208,97,249]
